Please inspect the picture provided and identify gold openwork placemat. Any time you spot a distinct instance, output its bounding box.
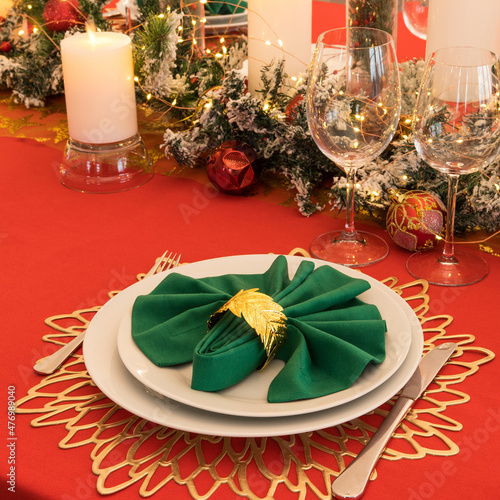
[16,250,495,499]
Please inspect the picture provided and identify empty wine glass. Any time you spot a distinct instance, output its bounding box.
[306,27,401,267]
[407,46,500,285]
[402,0,428,40]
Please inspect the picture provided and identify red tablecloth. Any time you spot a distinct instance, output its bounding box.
[1,3,499,500]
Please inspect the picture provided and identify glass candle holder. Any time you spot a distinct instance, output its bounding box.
[59,30,152,193]
[60,133,152,193]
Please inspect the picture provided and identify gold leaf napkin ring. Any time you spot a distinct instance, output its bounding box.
[207,288,288,370]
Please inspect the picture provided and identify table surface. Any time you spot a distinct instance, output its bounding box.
[2,2,499,500]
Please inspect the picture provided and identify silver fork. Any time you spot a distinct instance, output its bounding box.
[33,251,181,375]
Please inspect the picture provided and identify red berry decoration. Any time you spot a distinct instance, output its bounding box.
[0,41,11,53]
[386,190,446,252]
[285,94,304,123]
[43,0,83,33]
[206,140,260,195]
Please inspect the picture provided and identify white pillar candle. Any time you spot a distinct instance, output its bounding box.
[247,0,312,94]
[426,0,500,60]
[61,31,138,144]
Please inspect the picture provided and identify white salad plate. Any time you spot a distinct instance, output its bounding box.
[117,255,412,417]
[83,255,423,437]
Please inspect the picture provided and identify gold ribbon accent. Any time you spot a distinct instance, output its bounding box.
[207,288,288,370]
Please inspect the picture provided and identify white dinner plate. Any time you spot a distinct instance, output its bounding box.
[83,255,423,437]
[117,255,412,417]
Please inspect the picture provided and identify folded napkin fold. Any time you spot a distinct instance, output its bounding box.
[205,1,247,16]
[131,256,386,403]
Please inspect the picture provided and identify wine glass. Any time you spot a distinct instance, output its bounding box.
[407,46,500,286]
[306,27,401,267]
[402,0,428,40]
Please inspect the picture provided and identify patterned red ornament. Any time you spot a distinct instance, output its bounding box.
[386,190,446,252]
[206,140,260,195]
[43,0,83,33]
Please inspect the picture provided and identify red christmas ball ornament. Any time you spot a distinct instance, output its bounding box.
[0,41,11,53]
[386,190,446,252]
[43,0,83,33]
[206,140,260,195]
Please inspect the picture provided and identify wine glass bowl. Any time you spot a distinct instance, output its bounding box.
[306,27,401,267]
[407,46,500,285]
[402,0,429,40]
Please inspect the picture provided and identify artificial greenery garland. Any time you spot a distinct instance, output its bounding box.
[0,0,110,106]
[0,1,499,233]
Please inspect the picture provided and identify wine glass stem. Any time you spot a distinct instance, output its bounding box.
[343,167,359,240]
[440,174,459,264]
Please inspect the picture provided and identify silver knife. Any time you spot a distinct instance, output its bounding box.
[331,342,457,499]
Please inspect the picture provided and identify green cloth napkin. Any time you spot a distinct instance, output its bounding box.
[131,256,386,403]
[205,1,247,16]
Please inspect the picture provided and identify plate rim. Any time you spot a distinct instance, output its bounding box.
[83,254,424,437]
